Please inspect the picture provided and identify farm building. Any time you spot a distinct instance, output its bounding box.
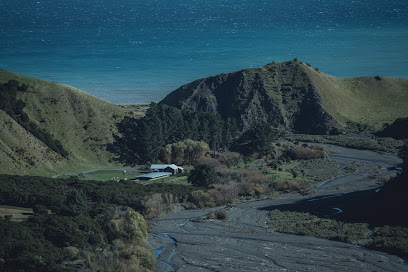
[151,164,184,175]
[135,172,172,180]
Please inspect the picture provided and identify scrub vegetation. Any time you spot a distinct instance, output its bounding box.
[289,134,406,154]
[0,174,200,271]
[269,209,370,243]
[1,62,408,269]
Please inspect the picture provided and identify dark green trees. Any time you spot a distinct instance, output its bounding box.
[59,189,89,216]
[188,164,218,187]
[232,123,282,156]
[109,103,240,164]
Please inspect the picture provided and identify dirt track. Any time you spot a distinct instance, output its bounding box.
[148,144,407,271]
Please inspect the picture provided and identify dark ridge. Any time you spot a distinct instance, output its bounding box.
[160,61,341,134]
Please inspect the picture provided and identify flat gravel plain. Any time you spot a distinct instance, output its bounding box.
[148,144,407,272]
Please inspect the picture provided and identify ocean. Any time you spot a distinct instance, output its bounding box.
[1,0,407,104]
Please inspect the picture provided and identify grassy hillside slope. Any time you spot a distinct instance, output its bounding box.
[161,60,408,133]
[305,67,408,130]
[0,69,128,176]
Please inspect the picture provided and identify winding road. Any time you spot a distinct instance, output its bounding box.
[148,144,407,271]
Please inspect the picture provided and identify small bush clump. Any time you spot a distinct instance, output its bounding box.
[285,145,326,160]
[272,178,311,194]
[215,209,228,220]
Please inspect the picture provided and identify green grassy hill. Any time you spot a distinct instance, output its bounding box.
[161,60,408,133]
[0,69,128,176]
[306,67,408,130]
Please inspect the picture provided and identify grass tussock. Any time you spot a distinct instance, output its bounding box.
[208,209,228,220]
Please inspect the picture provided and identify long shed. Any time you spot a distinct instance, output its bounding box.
[136,172,172,180]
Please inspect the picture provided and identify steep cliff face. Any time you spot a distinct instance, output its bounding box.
[161,60,408,134]
[161,61,340,134]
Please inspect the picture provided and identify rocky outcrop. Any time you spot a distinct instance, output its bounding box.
[161,61,341,134]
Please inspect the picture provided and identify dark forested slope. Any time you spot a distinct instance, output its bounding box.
[161,60,408,134]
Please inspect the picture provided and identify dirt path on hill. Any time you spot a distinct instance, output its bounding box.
[148,144,407,272]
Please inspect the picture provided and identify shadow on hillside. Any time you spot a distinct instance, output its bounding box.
[260,177,408,227]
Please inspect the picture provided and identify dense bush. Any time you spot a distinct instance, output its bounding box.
[217,151,242,168]
[367,226,408,259]
[0,174,169,271]
[188,164,218,187]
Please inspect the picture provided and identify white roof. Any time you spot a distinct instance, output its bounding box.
[151,164,182,170]
[136,172,172,179]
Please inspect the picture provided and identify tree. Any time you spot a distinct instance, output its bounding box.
[58,189,88,216]
[161,139,209,165]
[33,205,48,215]
[188,164,218,187]
[232,123,282,156]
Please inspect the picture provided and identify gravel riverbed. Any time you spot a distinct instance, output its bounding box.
[149,144,407,271]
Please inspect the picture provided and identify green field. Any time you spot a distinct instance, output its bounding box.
[56,167,194,184]
[0,205,33,221]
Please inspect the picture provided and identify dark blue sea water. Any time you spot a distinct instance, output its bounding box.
[1,0,407,103]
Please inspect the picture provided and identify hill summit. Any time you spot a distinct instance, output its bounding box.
[161,60,408,134]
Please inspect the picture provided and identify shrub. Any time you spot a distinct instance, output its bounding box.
[286,145,326,160]
[218,152,242,168]
[215,209,228,220]
[196,156,222,168]
[188,190,215,208]
[242,171,268,184]
[273,178,311,194]
[108,208,147,241]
